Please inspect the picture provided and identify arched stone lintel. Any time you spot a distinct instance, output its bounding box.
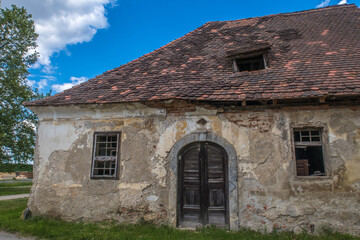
[169,132,239,230]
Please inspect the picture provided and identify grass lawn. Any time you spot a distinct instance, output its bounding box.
[0,199,358,240]
[0,181,32,196]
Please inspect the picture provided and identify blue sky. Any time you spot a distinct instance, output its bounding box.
[2,0,359,94]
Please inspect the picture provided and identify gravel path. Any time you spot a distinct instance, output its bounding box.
[0,180,32,183]
[0,231,34,240]
[0,194,29,201]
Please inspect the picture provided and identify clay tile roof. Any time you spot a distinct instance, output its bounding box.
[25,4,360,106]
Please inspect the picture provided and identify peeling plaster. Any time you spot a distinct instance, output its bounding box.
[28,104,360,235]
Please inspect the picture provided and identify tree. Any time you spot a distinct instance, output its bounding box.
[0,5,40,170]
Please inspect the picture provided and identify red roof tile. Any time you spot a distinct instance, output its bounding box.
[25,4,360,106]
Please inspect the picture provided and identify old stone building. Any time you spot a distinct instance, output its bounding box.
[25,5,360,234]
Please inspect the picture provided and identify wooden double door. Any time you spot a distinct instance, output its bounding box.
[178,142,228,228]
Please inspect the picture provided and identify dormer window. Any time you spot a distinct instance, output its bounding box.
[226,43,270,72]
[235,54,266,72]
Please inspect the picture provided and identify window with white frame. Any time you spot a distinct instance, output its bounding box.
[293,128,325,176]
[91,132,121,179]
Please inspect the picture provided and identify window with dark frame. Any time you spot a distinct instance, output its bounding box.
[91,132,121,179]
[293,129,325,176]
[235,54,266,72]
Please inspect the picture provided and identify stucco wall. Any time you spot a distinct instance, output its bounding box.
[28,102,360,234]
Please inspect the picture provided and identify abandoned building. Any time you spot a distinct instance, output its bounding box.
[25,4,360,234]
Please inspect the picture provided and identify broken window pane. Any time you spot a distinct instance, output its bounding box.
[92,133,120,179]
[236,55,265,72]
[294,131,300,142]
[293,129,325,176]
[311,136,320,142]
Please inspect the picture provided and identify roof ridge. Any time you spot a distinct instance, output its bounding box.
[219,4,358,24]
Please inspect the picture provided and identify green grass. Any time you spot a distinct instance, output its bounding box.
[0,182,32,187]
[0,199,359,240]
[0,182,32,196]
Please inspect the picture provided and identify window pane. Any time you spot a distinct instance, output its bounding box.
[92,133,120,178]
[301,131,309,136]
[311,131,320,136]
[252,62,260,70]
[295,146,325,176]
[99,148,106,156]
[236,55,265,72]
[98,136,107,142]
[95,169,104,175]
[301,137,310,141]
[95,161,104,168]
[96,142,107,156]
[294,131,300,142]
[311,136,320,142]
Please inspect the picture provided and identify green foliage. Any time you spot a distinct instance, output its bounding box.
[0,199,358,240]
[0,5,41,165]
[0,163,33,173]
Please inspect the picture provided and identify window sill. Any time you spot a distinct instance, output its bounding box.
[295,175,331,181]
[90,176,119,180]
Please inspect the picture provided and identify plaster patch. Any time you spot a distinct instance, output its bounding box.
[175,121,187,140]
[146,195,159,202]
[209,116,222,135]
[151,164,167,187]
[222,121,249,158]
[345,159,360,183]
[118,182,150,191]
[38,122,79,161]
[122,132,127,140]
[328,131,346,143]
[53,184,82,188]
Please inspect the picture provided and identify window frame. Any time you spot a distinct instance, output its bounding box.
[232,52,268,72]
[290,126,329,178]
[90,131,121,180]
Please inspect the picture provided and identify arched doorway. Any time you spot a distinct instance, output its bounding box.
[178,142,228,228]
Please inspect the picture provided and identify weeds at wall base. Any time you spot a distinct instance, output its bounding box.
[0,198,358,240]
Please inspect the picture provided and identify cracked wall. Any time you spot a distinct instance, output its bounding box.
[28,102,360,234]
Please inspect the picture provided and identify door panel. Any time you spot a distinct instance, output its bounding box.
[180,143,201,223]
[206,144,227,226]
[178,142,228,228]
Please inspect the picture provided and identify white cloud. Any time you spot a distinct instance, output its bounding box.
[316,0,331,8]
[338,0,347,4]
[3,0,113,67]
[26,79,36,88]
[26,75,56,90]
[52,76,88,92]
[38,79,48,90]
